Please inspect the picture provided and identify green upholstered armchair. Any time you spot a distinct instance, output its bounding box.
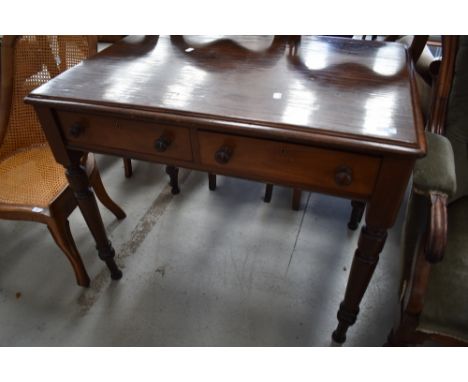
[388,35,468,345]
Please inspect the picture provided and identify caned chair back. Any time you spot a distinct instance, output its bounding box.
[0,36,96,160]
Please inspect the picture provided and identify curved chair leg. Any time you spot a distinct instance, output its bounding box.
[123,158,133,178]
[89,166,126,220]
[47,218,91,287]
[208,173,217,191]
[165,165,180,194]
[264,184,273,202]
[292,189,302,210]
[348,200,366,230]
[386,307,428,346]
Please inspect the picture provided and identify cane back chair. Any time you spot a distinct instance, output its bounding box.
[0,35,126,287]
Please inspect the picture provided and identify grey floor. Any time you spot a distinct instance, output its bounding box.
[0,154,407,346]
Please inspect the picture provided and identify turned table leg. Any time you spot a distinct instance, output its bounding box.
[292,189,302,211]
[332,225,387,343]
[264,183,273,203]
[65,154,122,280]
[123,157,133,178]
[331,158,414,343]
[208,173,217,191]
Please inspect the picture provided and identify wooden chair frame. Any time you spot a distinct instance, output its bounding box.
[0,36,126,287]
[387,36,464,346]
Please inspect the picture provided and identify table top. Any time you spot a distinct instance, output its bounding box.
[28,35,425,156]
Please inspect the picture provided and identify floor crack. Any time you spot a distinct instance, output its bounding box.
[285,192,311,275]
[76,169,192,313]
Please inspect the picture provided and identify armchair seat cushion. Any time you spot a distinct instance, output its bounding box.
[0,144,68,208]
[413,132,457,198]
[418,196,468,342]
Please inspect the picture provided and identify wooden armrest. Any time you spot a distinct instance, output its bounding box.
[424,192,448,263]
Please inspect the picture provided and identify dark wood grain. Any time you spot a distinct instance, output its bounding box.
[197,130,381,199]
[26,35,426,343]
[28,35,425,156]
[56,110,193,162]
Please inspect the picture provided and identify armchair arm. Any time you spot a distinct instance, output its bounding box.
[425,192,448,263]
[413,132,455,263]
[413,132,456,198]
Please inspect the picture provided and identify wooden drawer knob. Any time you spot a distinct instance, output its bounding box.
[335,165,353,186]
[69,122,84,138]
[154,136,172,152]
[214,146,233,164]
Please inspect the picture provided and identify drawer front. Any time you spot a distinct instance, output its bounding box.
[198,131,380,197]
[56,111,193,161]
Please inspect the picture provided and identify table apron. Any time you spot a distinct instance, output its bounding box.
[54,110,382,201]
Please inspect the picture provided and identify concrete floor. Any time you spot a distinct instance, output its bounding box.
[0,154,407,346]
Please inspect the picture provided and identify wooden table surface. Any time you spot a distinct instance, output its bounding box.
[31,35,423,154]
[26,35,426,344]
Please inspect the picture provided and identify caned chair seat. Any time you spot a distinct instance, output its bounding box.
[0,144,67,208]
[0,36,126,287]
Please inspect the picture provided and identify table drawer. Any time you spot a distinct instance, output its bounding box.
[198,131,380,197]
[56,111,193,162]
